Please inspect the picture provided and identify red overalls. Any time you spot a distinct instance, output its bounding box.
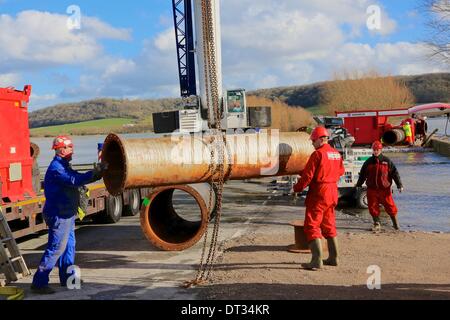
[293,144,345,242]
[364,157,398,218]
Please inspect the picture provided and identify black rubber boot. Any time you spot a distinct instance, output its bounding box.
[323,237,339,266]
[30,285,56,295]
[371,216,381,232]
[390,215,400,230]
[301,239,323,271]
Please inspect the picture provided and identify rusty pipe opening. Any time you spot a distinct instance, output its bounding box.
[102,134,126,196]
[30,142,40,160]
[140,185,211,251]
[382,129,406,145]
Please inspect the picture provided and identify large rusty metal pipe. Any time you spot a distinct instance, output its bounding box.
[140,183,217,251]
[102,131,315,195]
[382,128,406,145]
[102,131,314,251]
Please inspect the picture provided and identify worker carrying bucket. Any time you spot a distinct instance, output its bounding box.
[355,140,404,232]
[293,126,345,271]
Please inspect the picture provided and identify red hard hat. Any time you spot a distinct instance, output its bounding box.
[52,135,73,150]
[372,140,383,150]
[310,126,329,141]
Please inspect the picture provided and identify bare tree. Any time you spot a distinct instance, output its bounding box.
[422,0,450,64]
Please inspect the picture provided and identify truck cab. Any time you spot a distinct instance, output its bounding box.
[224,89,248,130]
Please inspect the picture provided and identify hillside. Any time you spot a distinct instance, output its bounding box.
[29,97,188,129]
[29,73,450,129]
[250,72,450,108]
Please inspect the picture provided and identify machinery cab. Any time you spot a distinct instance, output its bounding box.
[313,116,355,154]
[223,89,248,130]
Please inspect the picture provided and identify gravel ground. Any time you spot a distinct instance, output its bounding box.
[194,199,450,300]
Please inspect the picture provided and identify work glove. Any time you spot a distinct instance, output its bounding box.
[92,162,108,181]
[78,186,90,221]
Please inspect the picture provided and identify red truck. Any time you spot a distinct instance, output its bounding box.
[335,109,411,146]
[0,85,149,239]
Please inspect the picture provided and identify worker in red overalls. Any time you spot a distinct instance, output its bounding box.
[293,127,345,270]
[355,141,404,232]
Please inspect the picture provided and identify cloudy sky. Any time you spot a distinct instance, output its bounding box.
[0,0,448,110]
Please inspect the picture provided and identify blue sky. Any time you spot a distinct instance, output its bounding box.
[0,0,448,110]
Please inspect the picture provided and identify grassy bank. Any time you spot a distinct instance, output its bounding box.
[29,118,150,137]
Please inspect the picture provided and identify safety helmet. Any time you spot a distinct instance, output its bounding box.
[372,140,383,151]
[310,126,329,141]
[52,135,73,150]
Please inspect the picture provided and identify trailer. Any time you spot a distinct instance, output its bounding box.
[335,109,409,145]
[0,85,150,241]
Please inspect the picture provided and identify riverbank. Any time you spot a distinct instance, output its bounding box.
[197,207,450,300]
[431,136,450,158]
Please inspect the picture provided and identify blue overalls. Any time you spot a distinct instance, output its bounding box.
[32,156,94,288]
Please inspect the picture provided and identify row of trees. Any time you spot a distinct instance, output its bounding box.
[322,71,415,113]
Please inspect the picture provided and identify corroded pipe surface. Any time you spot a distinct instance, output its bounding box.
[382,129,406,145]
[103,131,314,251]
[140,183,216,251]
[102,131,315,196]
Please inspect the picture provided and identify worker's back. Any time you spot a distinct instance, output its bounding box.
[311,144,345,185]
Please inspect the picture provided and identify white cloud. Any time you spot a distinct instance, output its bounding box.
[7,3,447,110]
[154,28,176,52]
[83,17,132,41]
[217,0,402,88]
[62,29,178,99]
[322,42,449,79]
[29,93,58,111]
[0,10,131,72]
[0,72,21,86]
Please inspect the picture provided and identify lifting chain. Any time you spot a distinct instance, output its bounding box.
[183,0,227,288]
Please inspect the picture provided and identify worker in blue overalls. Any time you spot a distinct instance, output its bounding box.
[31,135,105,294]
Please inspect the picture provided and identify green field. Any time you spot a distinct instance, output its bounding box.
[306,105,331,116]
[30,118,137,137]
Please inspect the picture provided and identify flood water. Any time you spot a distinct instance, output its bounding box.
[30,116,450,233]
[31,133,157,168]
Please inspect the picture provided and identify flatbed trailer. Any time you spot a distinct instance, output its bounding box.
[1,168,151,240]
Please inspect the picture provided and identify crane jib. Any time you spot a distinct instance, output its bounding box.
[172,0,197,97]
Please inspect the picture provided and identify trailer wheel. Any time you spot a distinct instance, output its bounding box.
[93,195,123,224]
[356,189,368,209]
[105,195,123,223]
[124,189,141,216]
